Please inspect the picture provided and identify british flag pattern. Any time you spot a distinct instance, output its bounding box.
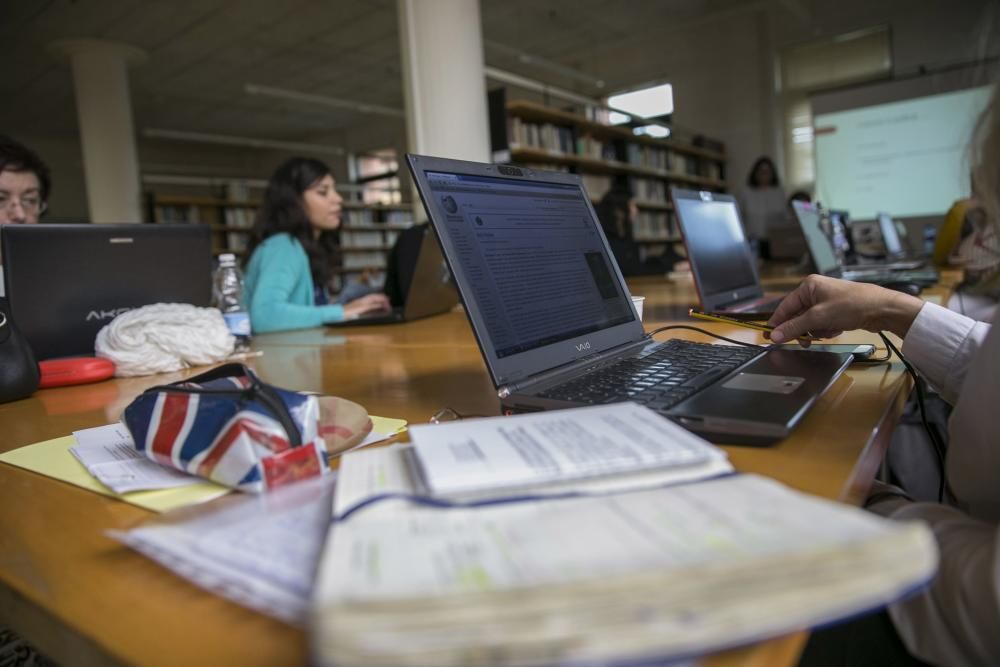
[123,372,330,493]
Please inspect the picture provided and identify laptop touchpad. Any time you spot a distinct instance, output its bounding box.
[722,373,804,394]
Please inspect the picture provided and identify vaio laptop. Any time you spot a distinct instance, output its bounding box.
[671,188,786,318]
[2,223,211,360]
[327,225,459,326]
[407,154,852,445]
[793,202,938,286]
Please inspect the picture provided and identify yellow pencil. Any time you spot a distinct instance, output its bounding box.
[688,309,821,341]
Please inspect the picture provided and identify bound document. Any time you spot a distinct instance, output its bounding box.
[333,403,733,517]
[312,474,937,667]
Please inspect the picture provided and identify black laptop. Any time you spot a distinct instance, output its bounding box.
[671,188,787,318]
[1,223,212,360]
[407,154,852,445]
[793,201,939,286]
[327,225,459,327]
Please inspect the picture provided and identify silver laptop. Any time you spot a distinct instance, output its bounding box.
[2,223,212,360]
[327,225,459,327]
[793,201,939,286]
[671,188,786,318]
[406,154,852,445]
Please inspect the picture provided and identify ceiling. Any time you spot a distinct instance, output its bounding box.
[0,0,761,152]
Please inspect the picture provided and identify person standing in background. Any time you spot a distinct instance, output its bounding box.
[739,156,787,260]
[243,157,389,333]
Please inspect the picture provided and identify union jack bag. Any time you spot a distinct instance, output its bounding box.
[122,363,353,493]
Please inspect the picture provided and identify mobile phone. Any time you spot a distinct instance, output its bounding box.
[801,343,878,360]
[687,309,821,341]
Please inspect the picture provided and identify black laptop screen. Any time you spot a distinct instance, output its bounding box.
[425,171,634,358]
[674,197,757,295]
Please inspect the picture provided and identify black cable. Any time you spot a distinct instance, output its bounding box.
[644,324,766,348]
[879,332,947,502]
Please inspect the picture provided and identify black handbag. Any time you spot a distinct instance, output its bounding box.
[0,300,40,403]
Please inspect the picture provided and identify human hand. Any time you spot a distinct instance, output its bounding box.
[766,274,924,344]
[343,293,391,319]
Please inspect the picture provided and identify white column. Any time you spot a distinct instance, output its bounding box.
[397,0,490,162]
[51,39,146,223]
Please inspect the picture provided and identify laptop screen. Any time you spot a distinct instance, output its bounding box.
[424,170,633,358]
[673,193,757,296]
[877,213,903,256]
[407,155,644,387]
[793,201,840,275]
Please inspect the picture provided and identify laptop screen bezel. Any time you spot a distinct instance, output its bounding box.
[406,154,645,389]
[670,188,765,311]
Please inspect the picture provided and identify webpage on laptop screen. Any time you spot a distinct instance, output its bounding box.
[426,172,633,358]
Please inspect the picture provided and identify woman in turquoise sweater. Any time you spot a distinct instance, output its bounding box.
[244,158,389,333]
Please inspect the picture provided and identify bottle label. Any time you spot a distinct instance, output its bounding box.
[223,312,251,337]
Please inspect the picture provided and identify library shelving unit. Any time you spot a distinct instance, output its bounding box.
[147,192,415,289]
[488,93,727,264]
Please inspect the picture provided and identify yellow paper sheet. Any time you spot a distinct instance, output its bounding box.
[0,435,229,513]
[0,416,408,514]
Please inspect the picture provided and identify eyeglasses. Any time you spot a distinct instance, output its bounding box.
[0,193,47,215]
[429,407,487,424]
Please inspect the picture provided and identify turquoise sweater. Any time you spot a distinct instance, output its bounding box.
[244,234,344,333]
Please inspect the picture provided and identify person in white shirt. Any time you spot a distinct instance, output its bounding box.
[774,84,1000,667]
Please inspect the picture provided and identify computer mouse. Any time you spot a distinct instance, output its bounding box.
[882,281,922,296]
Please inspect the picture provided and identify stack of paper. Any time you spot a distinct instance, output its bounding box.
[312,474,936,666]
[312,404,937,666]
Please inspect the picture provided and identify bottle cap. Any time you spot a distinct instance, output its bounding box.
[218,253,236,264]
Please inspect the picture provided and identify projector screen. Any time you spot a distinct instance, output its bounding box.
[813,85,991,220]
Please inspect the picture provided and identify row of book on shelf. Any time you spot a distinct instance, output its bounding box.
[508,116,724,181]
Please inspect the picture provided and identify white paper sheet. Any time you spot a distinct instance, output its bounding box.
[71,423,200,493]
[406,403,729,500]
[110,474,336,625]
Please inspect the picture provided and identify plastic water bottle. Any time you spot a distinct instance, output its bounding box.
[213,253,251,351]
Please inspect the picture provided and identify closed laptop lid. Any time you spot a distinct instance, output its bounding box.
[792,201,842,276]
[2,223,212,360]
[671,188,763,310]
[406,154,642,389]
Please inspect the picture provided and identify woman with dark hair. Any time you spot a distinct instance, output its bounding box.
[244,157,389,333]
[739,156,787,260]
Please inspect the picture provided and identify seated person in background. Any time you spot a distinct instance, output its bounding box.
[595,186,680,276]
[244,157,389,333]
[738,156,787,260]
[788,83,1000,667]
[0,136,51,298]
[0,135,49,227]
[938,197,998,321]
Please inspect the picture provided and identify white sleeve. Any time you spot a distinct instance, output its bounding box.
[901,302,991,404]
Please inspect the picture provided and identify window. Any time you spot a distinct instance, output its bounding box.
[779,27,891,190]
[352,150,402,205]
[607,83,674,134]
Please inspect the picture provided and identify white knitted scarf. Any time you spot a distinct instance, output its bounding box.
[95,303,235,377]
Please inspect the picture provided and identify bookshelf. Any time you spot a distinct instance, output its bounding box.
[488,94,727,266]
[147,192,415,288]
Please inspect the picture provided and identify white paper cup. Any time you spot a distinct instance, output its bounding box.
[631,295,645,320]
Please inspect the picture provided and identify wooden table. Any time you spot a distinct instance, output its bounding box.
[0,275,921,667]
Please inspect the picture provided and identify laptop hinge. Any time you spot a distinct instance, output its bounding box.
[497,338,651,399]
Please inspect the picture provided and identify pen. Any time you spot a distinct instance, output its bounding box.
[688,309,821,341]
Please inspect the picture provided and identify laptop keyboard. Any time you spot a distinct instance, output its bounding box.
[537,339,760,412]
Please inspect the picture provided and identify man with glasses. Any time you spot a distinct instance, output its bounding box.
[0,136,50,225]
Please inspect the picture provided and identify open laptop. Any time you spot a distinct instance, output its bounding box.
[327,225,459,326]
[671,188,786,318]
[870,212,925,270]
[407,154,852,445]
[792,201,938,286]
[2,223,212,360]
